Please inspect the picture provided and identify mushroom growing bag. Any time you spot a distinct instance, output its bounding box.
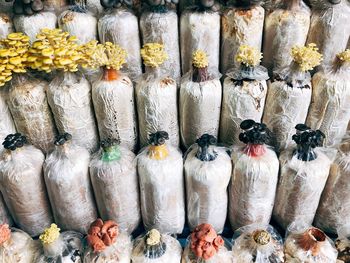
[0,13,13,39]
[185,134,231,233]
[44,133,98,234]
[0,87,16,154]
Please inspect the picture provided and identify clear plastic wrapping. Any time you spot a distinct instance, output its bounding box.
[89,144,141,234]
[7,75,57,154]
[263,0,311,74]
[92,72,138,152]
[0,13,13,39]
[73,0,103,14]
[306,0,350,71]
[0,87,16,154]
[221,4,265,73]
[47,72,99,153]
[284,225,338,262]
[231,224,285,262]
[180,71,222,149]
[13,12,57,42]
[0,194,12,226]
[43,138,98,234]
[180,11,220,74]
[140,10,181,80]
[184,140,231,233]
[98,9,142,81]
[0,145,53,237]
[137,141,185,234]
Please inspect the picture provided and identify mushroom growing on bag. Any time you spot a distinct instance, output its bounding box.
[131,229,183,263]
[136,43,179,148]
[263,0,311,75]
[273,125,332,230]
[262,44,322,151]
[84,219,133,262]
[137,131,185,234]
[219,45,268,146]
[180,0,221,74]
[0,13,13,39]
[306,50,350,147]
[0,134,53,237]
[180,50,222,149]
[229,120,279,231]
[221,0,265,73]
[140,0,181,80]
[43,133,98,234]
[98,0,142,81]
[90,138,141,234]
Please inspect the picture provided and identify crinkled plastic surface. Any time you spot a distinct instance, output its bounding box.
[273,148,332,230]
[0,87,16,154]
[84,232,132,262]
[58,9,97,44]
[229,145,279,231]
[92,74,138,152]
[132,233,182,263]
[0,145,53,237]
[221,5,264,73]
[220,75,267,146]
[231,224,284,263]
[89,146,141,234]
[180,10,220,74]
[0,13,13,39]
[307,0,350,71]
[43,142,98,234]
[180,72,222,149]
[35,231,84,263]
[8,75,57,154]
[263,1,311,74]
[306,66,350,147]
[140,10,181,80]
[136,73,179,148]
[137,144,185,234]
[98,9,142,81]
[0,228,39,262]
[185,144,231,233]
[47,72,99,153]
[0,194,12,226]
[13,12,57,42]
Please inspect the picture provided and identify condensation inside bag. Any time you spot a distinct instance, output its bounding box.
[89,146,141,234]
[185,144,231,233]
[180,70,222,149]
[0,146,53,237]
[137,144,185,234]
[98,8,142,81]
[47,72,99,153]
[43,142,97,234]
[7,75,57,154]
[92,73,138,152]
[0,13,13,39]
[0,87,16,154]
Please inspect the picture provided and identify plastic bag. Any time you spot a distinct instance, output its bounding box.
[314,139,350,234]
[73,0,103,14]
[306,53,350,147]
[0,13,13,39]
[306,0,350,71]
[0,134,53,237]
[0,224,39,262]
[0,1,12,14]
[131,229,182,263]
[92,70,138,152]
[221,2,264,73]
[273,125,332,230]
[47,72,99,153]
[44,133,98,234]
[182,223,232,262]
[35,224,84,263]
[58,8,97,45]
[84,219,133,262]
[263,0,311,74]
[335,226,350,263]
[231,224,285,262]
[98,8,142,81]
[184,134,231,233]
[89,138,141,234]
[284,224,338,262]
[229,120,279,231]
[180,69,222,149]
[137,131,185,234]
[0,194,12,226]
[0,87,16,154]
[13,11,57,42]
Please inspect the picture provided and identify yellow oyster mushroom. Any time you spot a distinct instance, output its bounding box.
[9,57,22,65]
[141,43,168,68]
[235,45,263,67]
[291,43,323,72]
[39,224,61,245]
[337,49,350,62]
[192,50,209,69]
